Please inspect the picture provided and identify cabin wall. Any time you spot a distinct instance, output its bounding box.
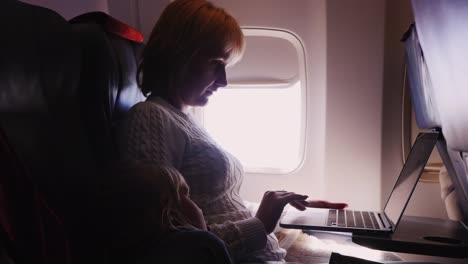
[381,0,411,214]
[18,0,385,209]
[107,1,141,30]
[324,0,385,211]
[107,0,167,36]
[18,0,450,217]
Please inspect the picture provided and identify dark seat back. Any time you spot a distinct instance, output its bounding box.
[66,12,145,264]
[0,0,92,214]
[0,1,81,262]
[0,125,71,264]
[0,1,145,262]
[70,12,145,163]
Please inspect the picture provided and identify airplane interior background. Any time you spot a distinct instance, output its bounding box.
[20,0,446,218]
[2,0,467,263]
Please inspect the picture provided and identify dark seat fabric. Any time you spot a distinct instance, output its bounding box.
[0,1,145,262]
[0,3,78,263]
[0,125,71,264]
[70,12,145,163]
[0,0,98,217]
[0,1,111,263]
[66,13,145,262]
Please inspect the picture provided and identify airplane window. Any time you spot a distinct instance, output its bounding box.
[202,82,302,174]
[197,28,306,174]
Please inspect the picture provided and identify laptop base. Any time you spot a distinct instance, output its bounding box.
[352,215,468,258]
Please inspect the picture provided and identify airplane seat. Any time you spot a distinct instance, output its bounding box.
[0,125,71,264]
[0,0,93,211]
[403,25,464,221]
[69,12,146,163]
[404,0,468,225]
[0,0,94,263]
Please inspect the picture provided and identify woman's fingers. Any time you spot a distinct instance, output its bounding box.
[265,191,307,202]
[257,191,349,233]
[289,200,308,211]
[278,192,308,205]
[255,191,308,234]
[306,200,348,209]
[279,193,308,211]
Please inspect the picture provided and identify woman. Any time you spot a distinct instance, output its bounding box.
[119,0,346,262]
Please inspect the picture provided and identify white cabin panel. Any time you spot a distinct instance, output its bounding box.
[324,0,385,211]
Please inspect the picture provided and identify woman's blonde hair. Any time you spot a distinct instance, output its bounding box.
[137,0,245,100]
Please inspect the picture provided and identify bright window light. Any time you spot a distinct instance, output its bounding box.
[202,82,304,174]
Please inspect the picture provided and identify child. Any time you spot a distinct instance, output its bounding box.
[97,162,233,264]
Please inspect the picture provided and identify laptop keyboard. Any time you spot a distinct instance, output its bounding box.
[327,209,381,229]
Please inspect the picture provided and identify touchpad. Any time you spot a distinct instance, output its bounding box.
[423,236,462,244]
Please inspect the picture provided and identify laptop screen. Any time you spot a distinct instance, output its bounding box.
[383,132,438,231]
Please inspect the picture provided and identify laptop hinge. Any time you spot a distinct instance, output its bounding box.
[379,212,392,229]
[461,220,468,232]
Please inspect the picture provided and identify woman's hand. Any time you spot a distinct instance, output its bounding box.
[289,200,348,211]
[255,191,308,234]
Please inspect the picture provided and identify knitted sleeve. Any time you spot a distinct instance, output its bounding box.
[207,217,267,261]
[119,102,186,168]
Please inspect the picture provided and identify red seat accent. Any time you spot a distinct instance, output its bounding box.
[70,11,144,43]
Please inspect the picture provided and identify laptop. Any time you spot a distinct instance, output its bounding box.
[280,131,439,234]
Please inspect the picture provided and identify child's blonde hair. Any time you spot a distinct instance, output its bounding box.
[99,162,196,248]
[154,164,196,230]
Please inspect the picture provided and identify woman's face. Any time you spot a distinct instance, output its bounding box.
[178,49,228,108]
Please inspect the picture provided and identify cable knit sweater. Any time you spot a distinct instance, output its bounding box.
[119,97,286,262]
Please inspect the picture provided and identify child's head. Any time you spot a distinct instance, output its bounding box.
[154,164,206,231]
[99,162,205,248]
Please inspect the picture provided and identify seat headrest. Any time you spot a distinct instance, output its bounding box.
[0,0,87,184]
[0,0,81,113]
[69,11,144,43]
[69,12,145,161]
